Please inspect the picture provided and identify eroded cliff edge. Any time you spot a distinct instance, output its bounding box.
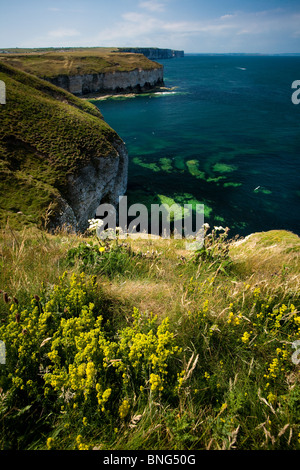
[50,67,164,96]
[118,47,184,59]
[0,61,128,232]
[55,140,128,232]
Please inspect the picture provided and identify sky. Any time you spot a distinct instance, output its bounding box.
[0,0,300,53]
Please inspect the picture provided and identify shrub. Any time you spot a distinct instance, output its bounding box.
[0,272,184,449]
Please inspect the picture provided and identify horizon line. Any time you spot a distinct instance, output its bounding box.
[0,45,300,55]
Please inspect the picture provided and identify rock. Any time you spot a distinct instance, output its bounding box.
[54,140,128,232]
[118,48,185,59]
[49,68,164,97]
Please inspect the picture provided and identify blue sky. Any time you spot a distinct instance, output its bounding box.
[1,0,300,53]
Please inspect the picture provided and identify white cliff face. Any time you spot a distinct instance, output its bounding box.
[54,139,128,232]
[118,48,184,59]
[50,67,164,96]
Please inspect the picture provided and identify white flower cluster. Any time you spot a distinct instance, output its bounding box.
[202,223,227,232]
[100,226,126,240]
[87,219,126,240]
[87,218,104,232]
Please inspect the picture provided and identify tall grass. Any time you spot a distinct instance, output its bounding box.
[0,226,299,450]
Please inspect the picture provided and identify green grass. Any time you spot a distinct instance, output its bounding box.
[0,226,299,450]
[0,48,162,79]
[0,61,122,229]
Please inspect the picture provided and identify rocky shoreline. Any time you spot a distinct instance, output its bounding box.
[82,85,176,101]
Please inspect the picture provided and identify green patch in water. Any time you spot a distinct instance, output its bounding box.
[159,158,173,173]
[186,160,206,179]
[132,157,160,172]
[213,163,238,174]
[253,186,272,195]
[157,194,187,221]
[214,215,226,224]
[223,182,242,188]
[173,193,213,219]
[207,176,227,184]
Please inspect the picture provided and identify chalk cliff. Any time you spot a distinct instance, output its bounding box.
[118,48,184,59]
[0,61,129,232]
[55,140,128,232]
[0,49,165,97]
[49,67,164,96]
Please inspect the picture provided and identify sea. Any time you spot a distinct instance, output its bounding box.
[91,55,300,238]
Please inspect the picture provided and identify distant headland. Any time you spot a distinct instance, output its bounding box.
[117,48,184,59]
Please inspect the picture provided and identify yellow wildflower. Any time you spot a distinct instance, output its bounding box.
[76,435,89,451]
[149,373,163,392]
[119,399,130,419]
[46,437,54,450]
[227,312,234,324]
[267,392,276,403]
[241,331,251,344]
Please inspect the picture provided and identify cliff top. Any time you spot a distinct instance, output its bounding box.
[0,48,163,79]
[0,223,299,449]
[117,47,184,58]
[0,61,122,229]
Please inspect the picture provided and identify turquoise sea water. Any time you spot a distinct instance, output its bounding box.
[92,55,300,237]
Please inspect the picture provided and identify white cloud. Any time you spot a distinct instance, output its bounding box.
[139,1,166,13]
[86,7,300,52]
[220,14,236,21]
[48,29,81,38]
[122,12,148,23]
[159,8,300,39]
[162,20,233,34]
[47,6,84,14]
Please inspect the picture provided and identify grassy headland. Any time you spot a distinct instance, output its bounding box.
[0,48,162,80]
[0,224,299,450]
[0,61,122,229]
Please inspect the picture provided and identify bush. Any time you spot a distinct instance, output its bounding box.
[0,272,184,449]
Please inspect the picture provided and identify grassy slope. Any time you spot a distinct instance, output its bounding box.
[0,61,122,229]
[0,48,162,79]
[0,226,299,450]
